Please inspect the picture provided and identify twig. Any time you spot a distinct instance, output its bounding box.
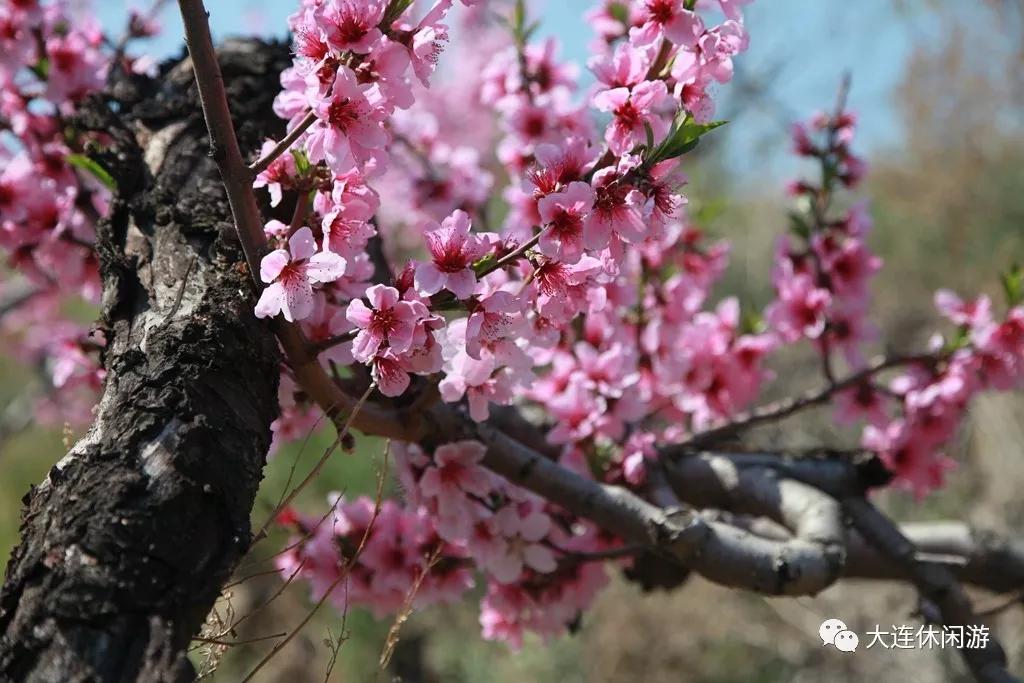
[664,353,941,452]
[844,497,1018,683]
[248,110,317,178]
[312,330,357,354]
[379,544,442,670]
[254,383,376,541]
[191,632,286,647]
[239,443,390,683]
[178,0,407,440]
[477,229,543,278]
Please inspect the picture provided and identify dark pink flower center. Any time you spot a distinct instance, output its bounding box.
[646,0,675,25]
[523,113,546,138]
[431,239,470,273]
[327,98,361,130]
[333,14,369,45]
[50,45,78,73]
[370,308,398,336]
[548,207,582,239]
[295,27,330,62]
[279,262,304,284]
[615,101,641,128]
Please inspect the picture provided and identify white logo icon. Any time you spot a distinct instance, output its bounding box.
[820,618,858,653]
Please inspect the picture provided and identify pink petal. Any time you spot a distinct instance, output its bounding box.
[414,261,445,296]
[519,512,550,542]
[288,226,317,261]
[306,251,346,283]
[367,284,399,310]
[444,268,478,299]
[374,358,410,397]
[592,86,630,113]
[281,279,314,322]
[523,544,557,573]
[346,298,373,328]
[260,249,290,284]
[254,282,285,319]
[468,390,490,422]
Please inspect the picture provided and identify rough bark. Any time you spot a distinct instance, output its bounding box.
[0,42,289,683]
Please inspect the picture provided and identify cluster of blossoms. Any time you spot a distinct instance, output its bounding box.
[268,1,1024,646]
[858,293,1024,497]
[276,495,475,617]
[775,110,1024,497]
[269,0,770,645]
[280,440,614,647]
[0,1,158,424]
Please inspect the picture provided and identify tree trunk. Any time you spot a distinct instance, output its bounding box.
[0,41,288,682]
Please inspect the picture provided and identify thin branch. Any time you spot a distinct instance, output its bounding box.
[248,110,317,178]
[191,632,286,647]
[477,229,544,278]
[239,444,389,683]
[254,383,375,541]
[663,353,941,452]
[0,286,43,320]
[178,0,408,440]
[311,330,357,354]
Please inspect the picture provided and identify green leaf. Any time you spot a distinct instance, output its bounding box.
[1001,263,1023,307]
[944,327,972,354]
[512,0,527,38]
[787,211,812,240]
[608,2,630,24]
[381,0,415,27]
[647,116,728,165]
[740,307,765,335]
[291,148,311,175]
[66,154,116,191]
[522,20,541,43]
[472,253,496,276]
[643,121,655,150]
[29,58,50,81]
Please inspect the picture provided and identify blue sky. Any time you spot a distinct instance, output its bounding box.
[96,0,937,181]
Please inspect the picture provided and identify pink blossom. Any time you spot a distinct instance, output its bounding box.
[419,440,493,538]
[414,210,489,298]
[593,80,669,156]
[346,284,424,361]
[483,504,557,583]
[255,227,347,322]
[307,66,389,173]
[863,420,956,500]
[766,273,832,342]
[637,1,703,48]
[586,166,647,247]
[537,181,595,264]
[321,0,386,55]
[935,290,993,331]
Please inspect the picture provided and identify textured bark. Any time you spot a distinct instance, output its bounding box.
[0,42,289,683]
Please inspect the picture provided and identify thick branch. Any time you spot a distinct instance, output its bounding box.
[844,498,1017,683]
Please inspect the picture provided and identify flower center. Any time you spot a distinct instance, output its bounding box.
[549,208,582,239]
[327,98,360,130]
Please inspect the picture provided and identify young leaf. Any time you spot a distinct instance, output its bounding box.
[648,118,728,165]
[608,2,630,24]
[1001,263,1023,307]
[66,154,117,191]
[787,211,811,240]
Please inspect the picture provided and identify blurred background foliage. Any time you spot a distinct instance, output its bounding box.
[2,1,1024,681]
